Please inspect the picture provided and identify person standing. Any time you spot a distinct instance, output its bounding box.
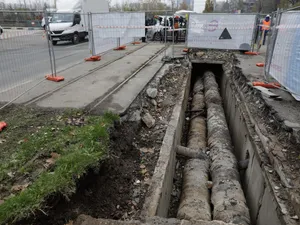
[261,15,271,45]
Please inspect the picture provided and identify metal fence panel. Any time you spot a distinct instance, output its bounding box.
[91,12,145,38]
[0,26,52,104]
[269,11,300,100]
[187,14,256,50]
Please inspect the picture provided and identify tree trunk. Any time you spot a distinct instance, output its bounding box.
[204,71,250,225]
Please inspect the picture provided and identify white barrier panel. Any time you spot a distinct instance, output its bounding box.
[269,12,300,100]
[92,28,118,55]
[120,37,134,46]
[187,14,256,50]
[92,12,145,38]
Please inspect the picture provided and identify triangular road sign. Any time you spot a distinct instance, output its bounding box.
[219,28,232,40]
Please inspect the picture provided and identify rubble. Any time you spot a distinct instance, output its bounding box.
[142,113,155,128]
[146,88,158,99]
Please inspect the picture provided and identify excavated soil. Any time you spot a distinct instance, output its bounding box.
[15,62,189,225]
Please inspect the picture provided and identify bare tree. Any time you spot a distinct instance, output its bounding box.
[203,0,214,12]
[179,1,188,10]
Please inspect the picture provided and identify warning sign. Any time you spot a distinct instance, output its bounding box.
[187,14,256,50]
[219,28,232,40]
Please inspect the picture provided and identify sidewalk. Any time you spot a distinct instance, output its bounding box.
[236,46,300,130]
[34,44,166,109]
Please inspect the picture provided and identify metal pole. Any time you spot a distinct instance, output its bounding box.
[250,14,258,52]
[117,37,120,48]
[44,10,54,77]
[88,12,96,56]
[50,29,57,76]
[172,4,174,59]
[164,9,167,58]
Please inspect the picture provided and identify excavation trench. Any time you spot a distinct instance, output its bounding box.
[17,57,294,225]
[143,61,293,225]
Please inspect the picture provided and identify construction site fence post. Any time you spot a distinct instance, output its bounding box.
[44,10,54,77]
[88,12,96,56]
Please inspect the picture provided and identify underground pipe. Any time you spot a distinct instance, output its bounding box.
[204,71,250,225]
[177,159,211,221]
[176,145,208,159]
[177,77,211,221]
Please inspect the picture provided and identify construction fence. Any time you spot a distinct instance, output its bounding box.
[264,8,300,101]
[1,9,299,111]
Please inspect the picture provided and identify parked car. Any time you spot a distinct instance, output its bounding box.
[146,16,186,42]
[0,25,3,35]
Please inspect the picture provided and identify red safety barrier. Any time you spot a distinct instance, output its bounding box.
[45,75,65,82]
[252,82,281,88]
[0,121,7,132]
[244,51,260,55]
[256,63,265,67]
[114,45,126,50]
[85,55,101,62]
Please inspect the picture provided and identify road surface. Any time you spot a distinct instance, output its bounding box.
[0,30,89,95]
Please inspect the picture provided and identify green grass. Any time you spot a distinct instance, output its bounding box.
[0,110,119,224]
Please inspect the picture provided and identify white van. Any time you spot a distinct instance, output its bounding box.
[48,0,109,45]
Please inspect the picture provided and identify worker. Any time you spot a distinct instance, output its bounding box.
[174,16,180,43]
[261,15,271,45]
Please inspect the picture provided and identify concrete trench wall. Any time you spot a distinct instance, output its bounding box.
[219,70,292,225]
[142,60,295,225]
[142,62,192,218]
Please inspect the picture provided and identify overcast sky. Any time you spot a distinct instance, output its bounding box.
[4,0,207,12]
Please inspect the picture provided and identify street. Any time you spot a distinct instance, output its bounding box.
[0,30,89,95]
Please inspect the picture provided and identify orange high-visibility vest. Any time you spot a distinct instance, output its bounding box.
[262,20,271,30]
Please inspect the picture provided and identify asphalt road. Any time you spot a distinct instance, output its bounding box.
[0,30,90,95]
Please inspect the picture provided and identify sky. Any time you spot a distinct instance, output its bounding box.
[4,0,207,12]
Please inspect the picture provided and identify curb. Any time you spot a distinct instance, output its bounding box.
[142,63,191,218]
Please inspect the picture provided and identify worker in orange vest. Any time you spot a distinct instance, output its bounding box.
[261,15,271,45]
[174,16,180,43]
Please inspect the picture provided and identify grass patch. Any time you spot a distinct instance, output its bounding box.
[0,106,119,224]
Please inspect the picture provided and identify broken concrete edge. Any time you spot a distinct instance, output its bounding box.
[226,66,298,225]
[74,214,235,225]
[141,61,192,218]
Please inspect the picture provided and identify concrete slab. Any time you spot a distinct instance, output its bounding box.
[34,44,165,109]
[92,51,165,114]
